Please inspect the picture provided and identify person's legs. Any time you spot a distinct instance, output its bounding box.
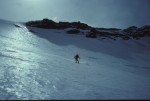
[75,58,79,63]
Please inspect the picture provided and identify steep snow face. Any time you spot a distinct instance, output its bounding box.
[0,20,150,100]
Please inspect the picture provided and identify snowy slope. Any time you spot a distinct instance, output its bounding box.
[0,20,150,100]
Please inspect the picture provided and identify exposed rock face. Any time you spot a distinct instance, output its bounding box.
[26,18,91,30]
[26,18,150,40]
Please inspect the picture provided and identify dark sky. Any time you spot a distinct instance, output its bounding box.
[0,0,150,28]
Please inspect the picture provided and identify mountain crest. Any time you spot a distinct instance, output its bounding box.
[26,18,150,40]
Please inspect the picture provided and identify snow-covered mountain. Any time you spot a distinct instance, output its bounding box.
[0,19,150,100]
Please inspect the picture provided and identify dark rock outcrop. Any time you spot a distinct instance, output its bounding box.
[26,18,150,40]
[26,18,91,30]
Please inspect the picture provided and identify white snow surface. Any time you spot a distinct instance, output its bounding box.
[0,20,150,100]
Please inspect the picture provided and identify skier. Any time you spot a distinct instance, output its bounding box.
[74,54,80,63]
